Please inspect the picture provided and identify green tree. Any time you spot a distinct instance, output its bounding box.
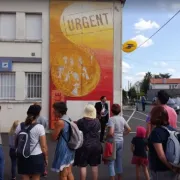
[153,74,160,79]
[128,87,137,99]
[141,72,152,95]
[159,73,171,78]
[122,89,128,104]
[153,73,171,79]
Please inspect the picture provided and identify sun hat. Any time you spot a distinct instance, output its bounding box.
[83,104,96,119]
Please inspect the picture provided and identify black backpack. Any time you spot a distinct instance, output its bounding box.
[16,122,38,158]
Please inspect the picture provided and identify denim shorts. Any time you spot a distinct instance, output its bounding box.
[108,141,123,177]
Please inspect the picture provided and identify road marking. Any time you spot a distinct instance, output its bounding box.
[123,115,146,122]
[136,111,148,117]
[127,110,136,123]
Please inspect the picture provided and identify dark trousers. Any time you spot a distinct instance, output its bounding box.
[9,148,16,179]
[142,103,145,112]
[100,117,108,142]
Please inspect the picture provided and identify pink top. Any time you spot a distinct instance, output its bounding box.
[163,105,177,128]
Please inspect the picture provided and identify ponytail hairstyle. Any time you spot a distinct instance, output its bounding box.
[25,105,41,126]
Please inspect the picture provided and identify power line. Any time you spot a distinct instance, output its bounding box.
[124,9,180,57]
[137,10,180,49]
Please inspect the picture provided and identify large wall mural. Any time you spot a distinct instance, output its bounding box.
[50,1,114,128]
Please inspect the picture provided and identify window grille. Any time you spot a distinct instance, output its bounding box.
[0,72,15,100]
[25,72,42,99]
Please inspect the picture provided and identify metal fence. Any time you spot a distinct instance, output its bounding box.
[0,72,15,100]
[25,72,42,99]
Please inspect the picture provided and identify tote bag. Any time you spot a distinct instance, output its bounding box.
[102,140,116,161]
[102,126,116,161]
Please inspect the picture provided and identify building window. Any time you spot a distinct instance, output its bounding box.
[170,84,177,89]
[0,13,16,40]
[0,73,15,100]
[25,14,42,40]
[25,72,42,99]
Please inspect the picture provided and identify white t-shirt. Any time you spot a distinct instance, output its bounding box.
[107,115,130,142]
[15,123,45,155]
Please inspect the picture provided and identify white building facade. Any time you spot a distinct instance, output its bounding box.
[0,0,49,132]
[0,0,123,132]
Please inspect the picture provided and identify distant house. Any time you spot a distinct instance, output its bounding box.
[147,78,180,100]
[150,78,180,90]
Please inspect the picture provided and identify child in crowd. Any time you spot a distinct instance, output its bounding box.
[9,120,20,180]
[131,126,150,180]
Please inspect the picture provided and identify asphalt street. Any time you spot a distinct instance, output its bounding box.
[2,110,180,180]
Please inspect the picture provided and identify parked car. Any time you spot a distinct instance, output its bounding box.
[167,98,180,115]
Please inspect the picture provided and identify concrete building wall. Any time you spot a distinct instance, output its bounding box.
[0,0,49,132]
[151,84,170,89]
[0,0,123,131]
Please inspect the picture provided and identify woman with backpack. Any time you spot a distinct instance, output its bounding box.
[148,105,179,179]
[51,102,75,180]
[73,104,102,180]
[15,104,48,180]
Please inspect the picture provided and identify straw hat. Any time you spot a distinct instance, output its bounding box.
[83,104,96,119]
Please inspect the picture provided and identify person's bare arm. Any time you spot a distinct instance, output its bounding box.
[40,135,48,165]
[146,123,151,138]
[153,143,173,170]
[51,120,64,141]
[131,144,134,153]
[124,126,131,135]
[108,127,114,137]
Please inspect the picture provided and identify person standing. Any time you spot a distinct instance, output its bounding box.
[33,103,48,177]
[0,106,4,180]
[15,105,48,180]
[33,103,48,130]
[131,126,150,180]
[141,96,146,112]
[148,106,178,179]
[0,135,4,180]
[9,120,20,180]
[95,96,109,142]
[106,104,131,180]
[74,104,102,180]
[51,102,74,180]
[155,90,177,128]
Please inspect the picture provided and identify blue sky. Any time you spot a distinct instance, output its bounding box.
[122,0,180,90]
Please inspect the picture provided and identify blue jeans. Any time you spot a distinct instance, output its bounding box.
[9,148,16,178]
[0,145,4,180]
[108,141,123,177]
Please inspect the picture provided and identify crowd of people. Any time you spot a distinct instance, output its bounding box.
[0,90,179,180]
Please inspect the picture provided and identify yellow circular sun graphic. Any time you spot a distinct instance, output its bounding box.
[51,49,101,97]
